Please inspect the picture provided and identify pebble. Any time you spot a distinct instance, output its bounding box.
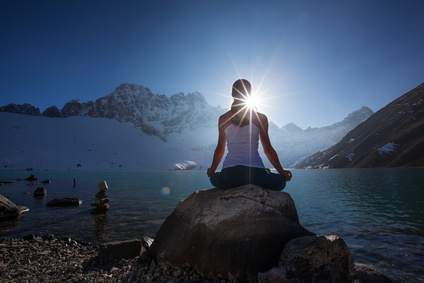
[0,235,238,282]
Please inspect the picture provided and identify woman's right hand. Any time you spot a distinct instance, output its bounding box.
[207,168,214,177]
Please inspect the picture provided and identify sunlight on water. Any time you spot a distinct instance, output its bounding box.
[1,169,423,281]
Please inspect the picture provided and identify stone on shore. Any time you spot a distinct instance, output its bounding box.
[99,239,144,259]
[0,194,21,221]
[278,234,355,282]
[47,197,82,207]
[148,185,313,281]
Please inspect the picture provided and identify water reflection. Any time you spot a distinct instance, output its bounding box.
[92,212,108,241]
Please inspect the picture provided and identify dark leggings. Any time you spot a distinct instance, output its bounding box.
[209,165,286,191]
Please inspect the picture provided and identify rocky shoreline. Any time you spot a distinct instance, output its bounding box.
[0,235,232,283]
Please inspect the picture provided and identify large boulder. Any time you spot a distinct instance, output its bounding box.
[148,185,312,281]
[278,234,356,282]
[0,194,21,221]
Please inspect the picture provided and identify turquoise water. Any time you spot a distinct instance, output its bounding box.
[1,169,423,281]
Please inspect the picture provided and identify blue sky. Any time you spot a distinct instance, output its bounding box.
[1,0,423,129]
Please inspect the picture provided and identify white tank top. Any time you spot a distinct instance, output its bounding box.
[222,123,265,169]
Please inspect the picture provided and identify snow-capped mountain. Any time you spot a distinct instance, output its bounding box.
[0,83,373,170]
[46,83,223,141]
[292,82,424,168]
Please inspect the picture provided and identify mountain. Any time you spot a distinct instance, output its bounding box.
[292,82,424,168]
[269,106,374,166]
[0,83,373,170]
[47,83,223,141]
[0,103,41,116]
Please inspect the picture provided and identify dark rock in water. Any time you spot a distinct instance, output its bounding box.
[354,263,392,283]
[18,206,29,213]
[148,185,312,281]
[99,239,144,259]
[34,187,47,198]
[25,174,37,181]
[47,197,82,207]
[91,180,110,213]
[0,194,21,221]
[41,180,51,184]
[278,234,355,282]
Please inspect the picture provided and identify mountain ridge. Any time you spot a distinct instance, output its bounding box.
[0,83,374,170]
[292,82,424,168]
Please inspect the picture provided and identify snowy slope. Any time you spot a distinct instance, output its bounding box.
[0,112,213,170]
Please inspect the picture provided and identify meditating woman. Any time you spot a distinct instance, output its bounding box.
[207,79,292,190]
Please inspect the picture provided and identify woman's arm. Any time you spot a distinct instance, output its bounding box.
[207,115,227,177]
[256,113,292,181]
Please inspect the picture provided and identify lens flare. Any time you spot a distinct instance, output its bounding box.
[161,186,171,196]
[244,93,260,110]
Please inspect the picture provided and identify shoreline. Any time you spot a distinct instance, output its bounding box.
[0,235,231,282]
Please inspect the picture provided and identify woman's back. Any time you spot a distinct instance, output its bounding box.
[222,122,265,169]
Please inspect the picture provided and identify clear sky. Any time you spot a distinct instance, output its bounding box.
[1,0,423,129]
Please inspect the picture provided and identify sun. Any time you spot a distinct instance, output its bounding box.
[242,91,263,111]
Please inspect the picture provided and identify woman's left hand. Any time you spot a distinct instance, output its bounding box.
[282,170,292,181]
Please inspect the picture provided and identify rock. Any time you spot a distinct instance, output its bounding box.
[34,187,47,198]
[0,194,21,221]
[99,239,144,259]
[142,236,154,249]
[354,263,392,282]
[41,180,51,184]
[91,180,110,212]
[278,234,355,282]
[95,191,108,199]
[98,180,108,191]
[47,197,82,207]
[258,267,286,283]
[42,105,63,117]
[25,174,37,181]
[148,185,312,281]
[18,206,29,213]
[23,234,36,241]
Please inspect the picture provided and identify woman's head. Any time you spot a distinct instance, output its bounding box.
[232,79,251,100]
[230,79,252,127]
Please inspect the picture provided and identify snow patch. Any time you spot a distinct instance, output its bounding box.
[378,142,398,155]
[346,153,355,162]
[174,160,197,170]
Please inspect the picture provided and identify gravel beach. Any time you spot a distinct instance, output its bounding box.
[0,235,233,283]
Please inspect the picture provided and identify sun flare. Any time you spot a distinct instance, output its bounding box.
[241,91,263,111]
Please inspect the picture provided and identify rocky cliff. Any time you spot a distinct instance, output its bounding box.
[292,82,424,168]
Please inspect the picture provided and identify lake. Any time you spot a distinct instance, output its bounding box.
[1,169,423,281]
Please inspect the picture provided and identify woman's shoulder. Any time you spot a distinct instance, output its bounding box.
[251,111,268,130]
[253,111,268,122]
[219,110,233,121]
[218,111,233,129]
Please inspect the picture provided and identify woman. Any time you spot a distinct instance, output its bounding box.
[207,79,292,190]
